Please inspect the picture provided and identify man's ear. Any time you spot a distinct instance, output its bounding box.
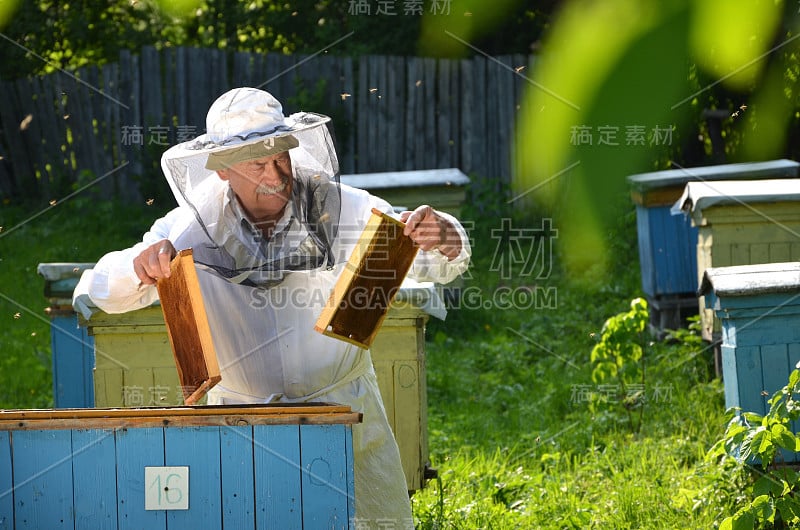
[216,169,229,181]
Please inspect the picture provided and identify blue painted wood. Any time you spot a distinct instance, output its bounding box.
[0,431,12,529]
[789,344,800,437]
[164,426,222,529]
[254,424,302,530]
[761,344,790,411]
[116,427,166,530]
[345,425,355,523]
[729,346,765,415]
[300,424,350,529]
[50,314,95,408]
[220,426,256,529]
[635,205,698,297]
[12,430,73,529]
[72,429,117,528]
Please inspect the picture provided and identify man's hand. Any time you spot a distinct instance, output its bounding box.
[400,205,462,260]
[133,239,177,285]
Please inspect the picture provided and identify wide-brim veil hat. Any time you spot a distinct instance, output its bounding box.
[160,87,342,286]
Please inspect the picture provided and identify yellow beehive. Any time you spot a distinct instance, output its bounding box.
[675,179,800,340]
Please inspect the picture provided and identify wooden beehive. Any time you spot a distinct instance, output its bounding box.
[0,404,359,528]
[156,248,221,405]
[675,179,800,341]
[700,262,800,462]
[315,208,419,349]
[626,159,799,331]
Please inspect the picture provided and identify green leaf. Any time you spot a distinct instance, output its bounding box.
[776,496,800,524]
[731,510,755,530]
[753,475,783,498]
[789,369,800,390]
[770,424,798,452]
[751,494,775,523]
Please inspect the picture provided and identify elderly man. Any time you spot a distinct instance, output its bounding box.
[80,87,470,527]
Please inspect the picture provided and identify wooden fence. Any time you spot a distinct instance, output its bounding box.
[0,47,533,202]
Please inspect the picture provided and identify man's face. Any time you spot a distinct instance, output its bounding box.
[217,151,293,222]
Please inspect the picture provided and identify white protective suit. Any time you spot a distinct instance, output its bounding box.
[77,88,471,527]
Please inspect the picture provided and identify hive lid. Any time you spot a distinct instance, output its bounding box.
[156,249,221,405]
[671,178,800,217]
[627,159,799,191]
[340,168,470,190]
[315,208,419,348]
[698,262,800,297]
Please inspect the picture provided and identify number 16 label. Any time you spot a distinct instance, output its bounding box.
[145,466,189,510]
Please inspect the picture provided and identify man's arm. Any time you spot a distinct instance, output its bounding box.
[77,208,184,314]
[401,205,471,285]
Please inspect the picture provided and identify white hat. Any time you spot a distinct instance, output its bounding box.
[161,87,333,209]
[158,87,342,286]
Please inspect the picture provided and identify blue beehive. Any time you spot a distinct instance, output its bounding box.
[627,159,799,330]
[37,263,96,408]
[0,404,358,528]
[700,262,800,462]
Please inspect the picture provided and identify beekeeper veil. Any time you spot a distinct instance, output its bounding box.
[160,87,341,287]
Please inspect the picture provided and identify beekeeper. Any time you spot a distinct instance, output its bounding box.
[78,87,470,526]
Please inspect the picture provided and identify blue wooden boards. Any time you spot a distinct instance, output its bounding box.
[701,263,800,462]
[50,314,95,408]
[0,405,358,529]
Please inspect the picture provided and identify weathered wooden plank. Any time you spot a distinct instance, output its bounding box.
[497,55,514,184]
[0,404,356,425]
[275,53,293,104]
[118,49,143,188]
[456,59,477,174]
[40,74,66,185]
[448,58,460,169]
[340,56,356,174]
[212,48,230,99]
[24,77,50,198]
[485,57,500,184]
[357,55,369,172]
[220,426,256,529]
[233,51,253,88]
[0,80,34,196]
[97,64,119,194]
[386,56,404,171]
[174,47,189,132]
[423,57,437,169]
[402,57,422,170]
[254,424,302,529]
[72,429,118,527]
[165,426,222,528]
[187,47,210,131]
[12,78,40,196]
[12,430,74,529]
[375,54,388,171]
[471,56,488,179]
[0,431,12,529]
[437,58,451,169]
[300,424,350,529]
[69,72,96,186]
[141,46,163,130]
[115,427,166,530]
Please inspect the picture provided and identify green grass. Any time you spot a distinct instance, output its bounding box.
[0,189,735,527]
